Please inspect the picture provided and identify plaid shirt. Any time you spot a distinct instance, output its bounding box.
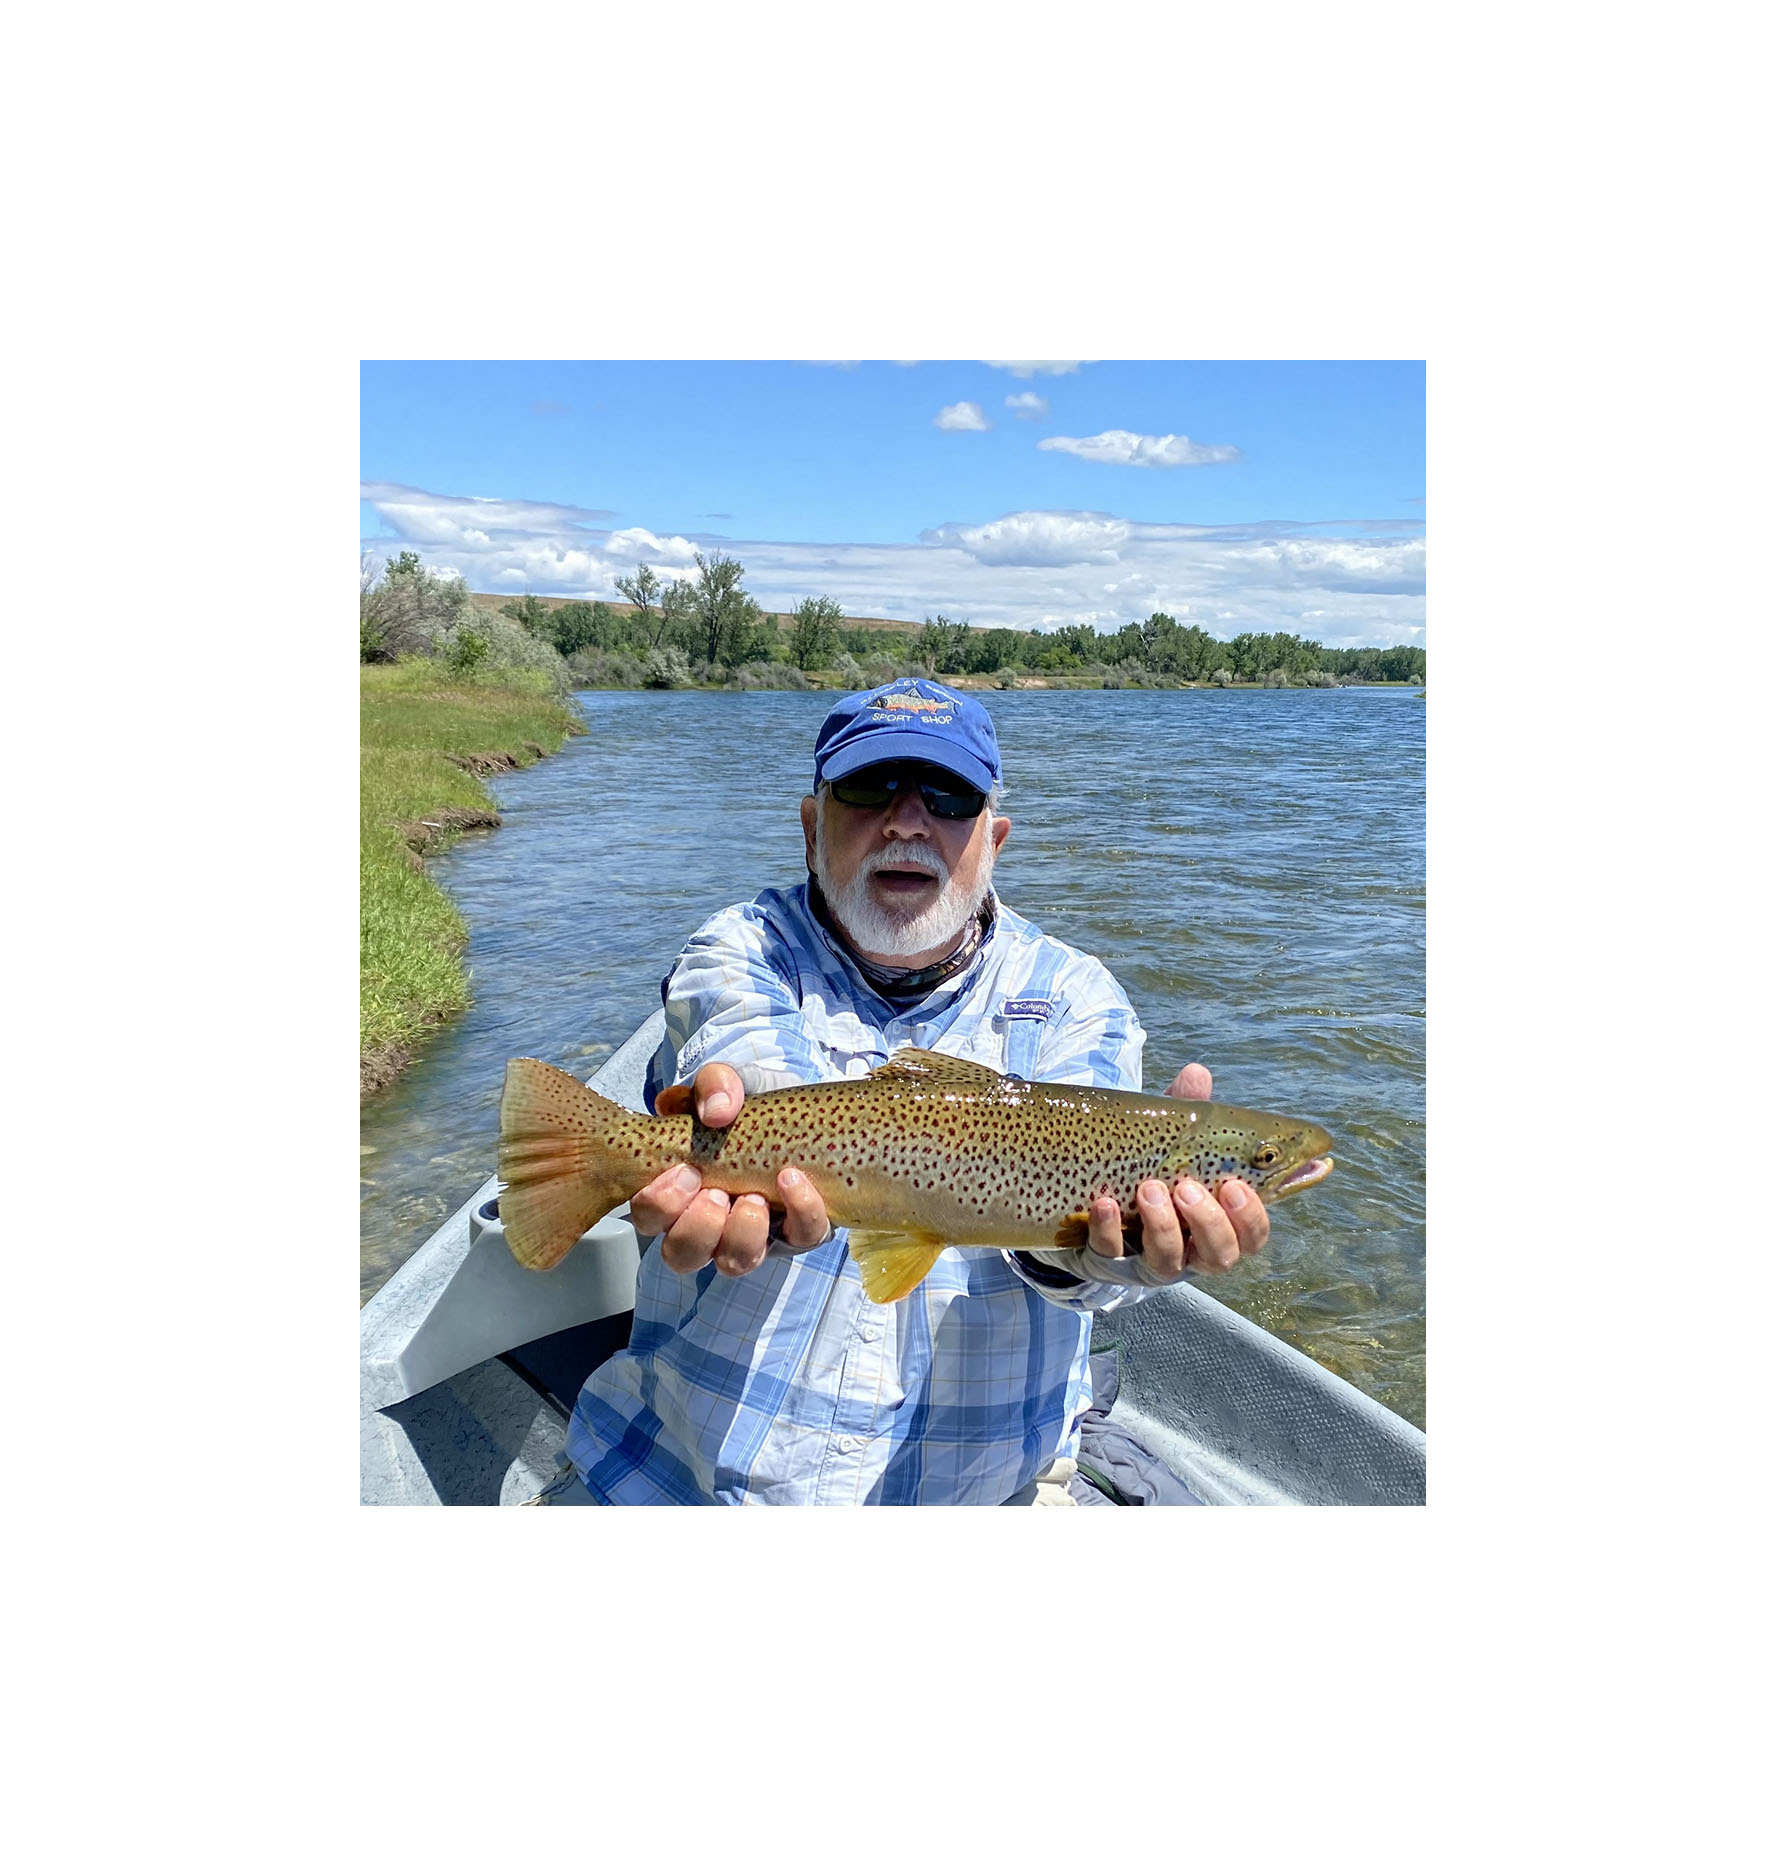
[566,881,1157,1505]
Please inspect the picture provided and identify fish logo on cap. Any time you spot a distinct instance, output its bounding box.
[870,692,956,717]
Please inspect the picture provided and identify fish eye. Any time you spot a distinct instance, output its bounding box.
[1252,1143,1280,1167]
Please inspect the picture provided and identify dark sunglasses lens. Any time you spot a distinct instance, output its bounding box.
[830,766,984,817]
[830,772,900,808]
[920,782,985,818]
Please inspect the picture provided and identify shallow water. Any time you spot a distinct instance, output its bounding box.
[360,686,1426,1427]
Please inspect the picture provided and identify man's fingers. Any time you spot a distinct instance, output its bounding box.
[1221,1178,1270,1255]
[776,1169,833,1251]
[629,1163,703,1239]
[660,1187,732,1274]
[713,1193,771,1277]
[1136,1180,1188,1277]
[693,1062,744,1128]
[1172,1176,1240,1272]
[1167,1062,1213,1101]
[1086,1196,1126,1259]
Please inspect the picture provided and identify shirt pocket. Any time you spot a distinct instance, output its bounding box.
[951,1012,1048,1080]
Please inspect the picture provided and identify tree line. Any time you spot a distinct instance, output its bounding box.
[362,548,1425,688]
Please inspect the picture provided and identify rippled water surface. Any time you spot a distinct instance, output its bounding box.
[361,687,1426,1426]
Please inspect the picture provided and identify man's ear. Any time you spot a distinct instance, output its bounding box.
[800,793,818,870]
[990,815,1012,855]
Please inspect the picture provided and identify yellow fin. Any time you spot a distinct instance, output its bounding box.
[847,1227,948,1303]
[872,1047,1005,1090]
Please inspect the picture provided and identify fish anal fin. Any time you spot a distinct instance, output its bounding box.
[873,1047,1005,1090]
[847,1227,949,1304]
[653,1082,697,1117]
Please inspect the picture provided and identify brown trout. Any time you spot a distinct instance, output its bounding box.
[497,1048,1335,1303]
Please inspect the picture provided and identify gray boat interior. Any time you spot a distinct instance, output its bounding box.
[360,1013,1426,1506]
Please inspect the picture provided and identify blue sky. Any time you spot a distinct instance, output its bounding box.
[360,361,1424,645]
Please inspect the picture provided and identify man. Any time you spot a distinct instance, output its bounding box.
[565,678,1269,1505]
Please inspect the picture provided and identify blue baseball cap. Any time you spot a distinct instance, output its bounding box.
[812,678,1002,795]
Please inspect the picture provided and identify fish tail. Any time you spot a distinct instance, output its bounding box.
[497,1058,652,1271]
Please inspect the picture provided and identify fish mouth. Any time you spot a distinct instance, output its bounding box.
[1262,1155,1334,1199]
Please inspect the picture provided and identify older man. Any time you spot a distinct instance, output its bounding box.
[564,679,1269,1505]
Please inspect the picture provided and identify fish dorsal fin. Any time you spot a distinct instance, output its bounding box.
[848,1227,949,1304]
[872,1047,1005,1090]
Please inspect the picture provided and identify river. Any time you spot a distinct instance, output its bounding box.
[360,685,1426,1427]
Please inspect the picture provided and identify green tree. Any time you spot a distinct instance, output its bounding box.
[789,595,844,670]
[655,578,700,654]
[614,564,662,642]
[691,553,758,665]
[543,601,613,657]
[916,615,971,674]
[500,593,555,639]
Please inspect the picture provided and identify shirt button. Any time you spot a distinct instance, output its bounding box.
[837,1435,867,1453]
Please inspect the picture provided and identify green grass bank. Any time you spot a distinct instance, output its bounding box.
[360,661,586,1098]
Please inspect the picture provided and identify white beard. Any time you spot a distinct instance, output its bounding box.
[813,813,996,960]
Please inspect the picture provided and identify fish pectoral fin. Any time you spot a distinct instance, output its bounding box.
[1053,1213,1092,1251]
[874,1048,1005,1090]
[847,1227,949,1304]
[1052,1211,1146,1255]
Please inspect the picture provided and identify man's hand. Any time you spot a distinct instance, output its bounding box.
[1082,1061,1270,1276]
[627,1062,834,1279]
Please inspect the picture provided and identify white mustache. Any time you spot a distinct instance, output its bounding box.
[865,841,948,882]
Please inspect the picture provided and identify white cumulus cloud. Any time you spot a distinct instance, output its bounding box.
[922,511,1131,567]
[934,401,991,431]
[1038,430,1240,468]
[604,526,700,565]
[983,361,1087,377]
[1005,392,1048,419]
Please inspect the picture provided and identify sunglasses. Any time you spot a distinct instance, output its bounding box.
[827,762,988,820]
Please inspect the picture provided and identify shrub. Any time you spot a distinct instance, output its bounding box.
[436,609,573,698]
[362,552,470,659]
[445,627,491,678]
[727,660,810,691]
[645,646,691,688]
[568,648,648,688]
[360,602,389,663]
[856,657,927,687]
[1210,667,1234,686]
[995,665,1021,689]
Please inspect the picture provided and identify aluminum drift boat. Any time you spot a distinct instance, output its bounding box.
[359,1012,1426,1506]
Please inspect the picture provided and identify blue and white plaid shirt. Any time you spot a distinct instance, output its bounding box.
[566,880,1161,1505]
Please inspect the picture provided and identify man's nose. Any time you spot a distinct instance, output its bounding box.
[883,784,932,836]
